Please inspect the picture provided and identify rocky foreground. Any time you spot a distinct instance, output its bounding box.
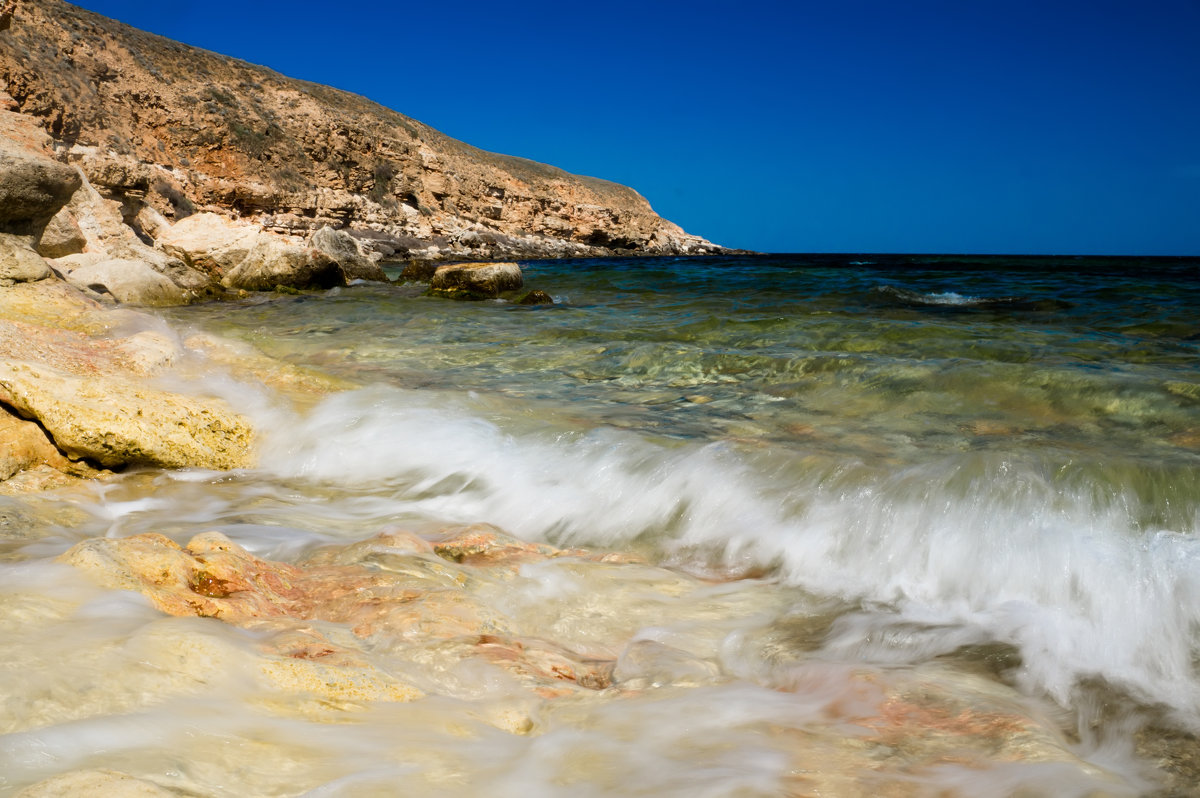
[0,4,1180,795]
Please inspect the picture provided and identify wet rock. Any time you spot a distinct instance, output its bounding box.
[0,406,75,479]
[518,289,554,305]
[308,225,388,282]
[0,141,81,235]
[0,279,118,333]
[399,259,440,282]
[62,529,622,702]
[15,769,178,798]
[0,359,254,469]
[430,261,523,299]
[0,232,51,284]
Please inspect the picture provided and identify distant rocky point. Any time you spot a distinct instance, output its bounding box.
[0,0,723,276]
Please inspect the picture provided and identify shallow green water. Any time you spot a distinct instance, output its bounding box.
[2,254,1198,796]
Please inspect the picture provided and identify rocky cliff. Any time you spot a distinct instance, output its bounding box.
[0,0,721,261]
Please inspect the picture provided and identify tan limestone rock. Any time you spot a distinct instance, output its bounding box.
[35,169,214,304]
[0,359,254,469]
[155,211,261,277]
[0,232,51,284]
[0,406,75,479]
[430,261,523,299]
[308,225,388,282]
[15,770,178,798]
[0,139,81,235]
[34,206,87,258]
[221,234,344,291]
[63,257,191,306]
[0,279,119,334]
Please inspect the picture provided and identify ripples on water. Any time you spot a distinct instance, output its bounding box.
[2,254,1199,796]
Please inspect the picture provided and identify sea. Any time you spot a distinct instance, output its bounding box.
[2,253,1198,796]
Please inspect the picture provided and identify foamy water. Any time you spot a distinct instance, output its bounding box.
[2,255,1198,796]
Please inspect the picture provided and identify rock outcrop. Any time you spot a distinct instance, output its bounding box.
[430,261,524,299]
[0,0,723,262]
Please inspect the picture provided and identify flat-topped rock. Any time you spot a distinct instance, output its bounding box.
[430,261,523,299]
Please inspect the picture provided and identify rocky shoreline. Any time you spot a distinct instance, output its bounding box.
[0,0,728,265]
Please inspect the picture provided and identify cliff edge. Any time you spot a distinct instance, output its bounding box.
[0,0,722,261]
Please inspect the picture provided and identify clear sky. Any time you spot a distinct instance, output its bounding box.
[65,0,1200,254]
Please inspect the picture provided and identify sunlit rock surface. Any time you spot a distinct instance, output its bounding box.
[430,261,524,299]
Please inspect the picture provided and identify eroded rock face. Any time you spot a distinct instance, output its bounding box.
[430,261,524,299]
[0,0,724,260]
[33,205,86,258]
[0,139,81,234]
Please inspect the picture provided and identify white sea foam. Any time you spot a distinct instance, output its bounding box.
[254,387,1200,727]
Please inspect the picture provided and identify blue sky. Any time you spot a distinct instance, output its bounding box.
[68,1,1200,254]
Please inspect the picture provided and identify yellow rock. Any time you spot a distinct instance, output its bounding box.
[0,359,254,469]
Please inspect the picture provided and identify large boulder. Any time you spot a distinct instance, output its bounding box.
[0,233,51,284]
[0,359,254,470]
[0,143,81,234]
[157,213,348,291]
[221,235,344,291]
[62,257,191,306]
[155,211,260,278]
[430,261,523,299]
[308,225,388,282]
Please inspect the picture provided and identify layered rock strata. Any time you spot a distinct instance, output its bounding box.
[0,0,722,263]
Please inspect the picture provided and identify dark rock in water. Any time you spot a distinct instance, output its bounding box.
[399,260,440,283]
[518,290,554,305]
[430,262,523,299]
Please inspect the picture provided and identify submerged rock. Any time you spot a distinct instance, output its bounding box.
[15,769,177,798]
[518,289,554,305]
[430,261,523,299]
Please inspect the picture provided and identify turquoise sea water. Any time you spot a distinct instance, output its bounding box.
[3,254,1199,795]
